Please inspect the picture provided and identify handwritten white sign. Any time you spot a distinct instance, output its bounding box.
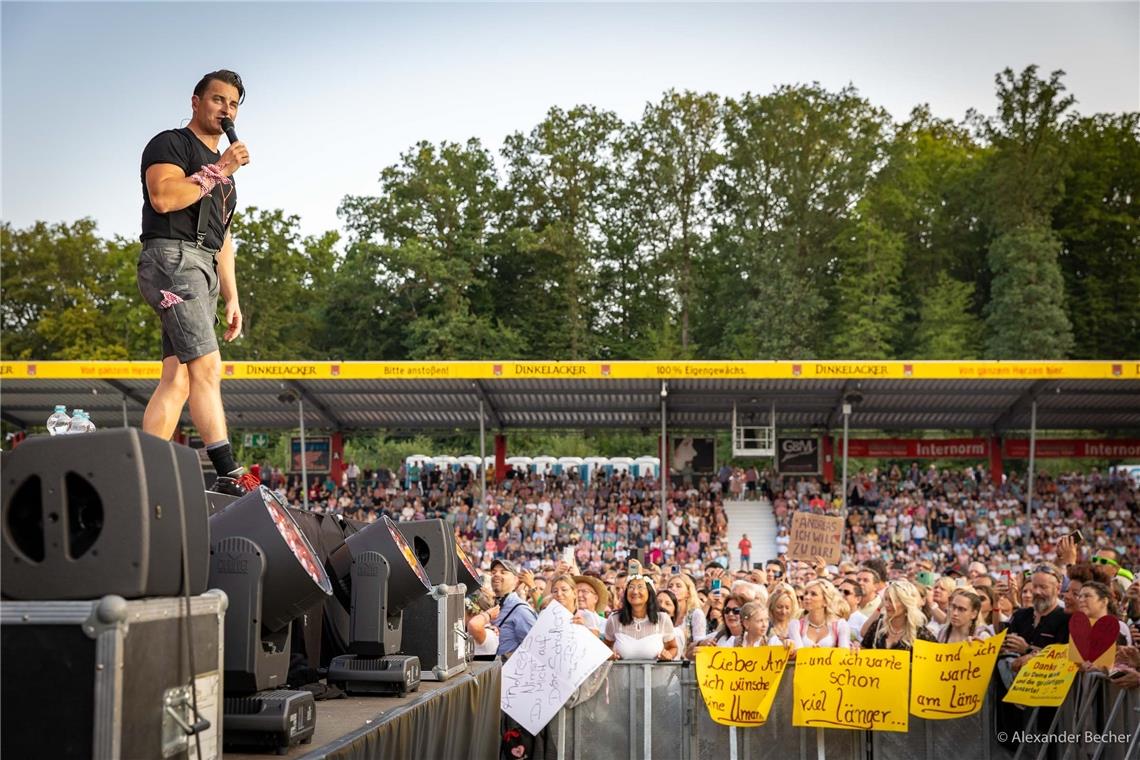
[500,603,613,735]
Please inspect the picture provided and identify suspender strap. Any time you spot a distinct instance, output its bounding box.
[195,191,213,248]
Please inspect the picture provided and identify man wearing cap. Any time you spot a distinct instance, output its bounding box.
[489,559,538,658]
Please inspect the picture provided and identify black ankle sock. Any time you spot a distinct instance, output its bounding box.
[205,441,241,477]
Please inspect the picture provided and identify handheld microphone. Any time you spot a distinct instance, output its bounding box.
[220,117,239,145]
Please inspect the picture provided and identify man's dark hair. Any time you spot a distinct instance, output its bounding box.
[864,558,889,584]
[194,69,245,104]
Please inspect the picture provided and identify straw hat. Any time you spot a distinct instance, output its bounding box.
[573,575,610,614]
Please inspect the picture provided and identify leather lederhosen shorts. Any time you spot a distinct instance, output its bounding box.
[137,238,221,363]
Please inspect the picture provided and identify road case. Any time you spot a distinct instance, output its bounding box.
[1,591,226,760]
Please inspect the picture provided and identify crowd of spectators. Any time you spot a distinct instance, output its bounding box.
[254,458,1140,754]
[771,465,1140,576]
[259,461,735,578]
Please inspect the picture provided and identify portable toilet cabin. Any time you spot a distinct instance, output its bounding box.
[633,456,661,478]
[583,456,609,484]
[505,456,533,479]
[555,456,583,477]
[457,455,482,477]
[610,456,634,478]
[533,456,558,476]
[432,455,459,473]
[405,454,432,487]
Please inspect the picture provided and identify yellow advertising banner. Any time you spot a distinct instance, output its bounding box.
[910,632,1005,719]
[792,648,910,732]
[1002,644,1079,707]
[695,646,791,727]
[2,360,1138,381]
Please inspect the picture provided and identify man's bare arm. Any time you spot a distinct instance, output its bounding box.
[144,141,249,214]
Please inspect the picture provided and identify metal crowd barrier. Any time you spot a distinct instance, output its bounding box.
[1011,672,1140,760]
[544,661,1140,760]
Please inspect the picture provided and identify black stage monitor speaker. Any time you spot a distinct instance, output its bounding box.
[1,429,209,600]
[397,518,481,591]
[396,519,456,586]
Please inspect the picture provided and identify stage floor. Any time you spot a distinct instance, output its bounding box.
[226,661,501,760]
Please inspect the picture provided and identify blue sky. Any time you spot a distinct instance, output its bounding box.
[2,2,1137,241]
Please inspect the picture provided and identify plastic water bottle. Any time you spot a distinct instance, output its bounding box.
[47,405,71,436]
[67,410,93,435]
[84,412,97,433]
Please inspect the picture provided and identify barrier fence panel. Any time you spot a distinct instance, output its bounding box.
[547,660,1138,760]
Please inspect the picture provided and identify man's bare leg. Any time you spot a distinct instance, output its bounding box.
[142,355,190,439]
[186,350,227,444]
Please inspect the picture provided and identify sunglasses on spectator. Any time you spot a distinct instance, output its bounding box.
[840,589,857,596]
[724,607,742,615]
[1092,556,1120,568]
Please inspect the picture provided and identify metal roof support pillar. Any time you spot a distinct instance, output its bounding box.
[1026,400,1038,516]
[299,396,309,510]
[660,382,668,554]
[479,399,488,554]
[841,401,851,521]
[121,394,129,428]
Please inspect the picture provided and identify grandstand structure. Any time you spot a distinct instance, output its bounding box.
[4,359,1138,570]
[5,359,1137,490]
[4,359,1138,433]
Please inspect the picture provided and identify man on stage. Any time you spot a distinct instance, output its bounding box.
[136,69,256,495]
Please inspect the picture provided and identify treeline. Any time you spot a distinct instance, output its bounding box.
[3,66,1138,362]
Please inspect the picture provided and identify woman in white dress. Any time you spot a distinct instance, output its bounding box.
[797,578,851,650]
[604,563,678,661]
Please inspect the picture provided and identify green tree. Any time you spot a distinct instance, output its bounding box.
[338,139,502,358]
[913,272,982,359]
[1054,113,1140,358]
[1,219,157,359]
[827,210,905,358]
[861,107,989,354]
[984,226,1073,358]
[592,125,674,359]
[709,84,892,358]
[498,106,624,358]
[228,208,338,359]
[976,67,1075,357]
[632,90,722,351]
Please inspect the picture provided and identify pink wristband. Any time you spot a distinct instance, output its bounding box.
[187,163,233,199]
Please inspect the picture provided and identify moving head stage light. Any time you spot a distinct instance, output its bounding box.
[2,429,209,600]
[208,486,333,753]
[326,516,432,695]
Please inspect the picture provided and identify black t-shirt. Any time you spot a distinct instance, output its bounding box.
[140,127,237,250]
[1005,604,1070,652]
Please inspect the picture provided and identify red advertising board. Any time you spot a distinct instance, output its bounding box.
[842,438,988,459]
[1003,439,1140,459]
[838,438,1140,460]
